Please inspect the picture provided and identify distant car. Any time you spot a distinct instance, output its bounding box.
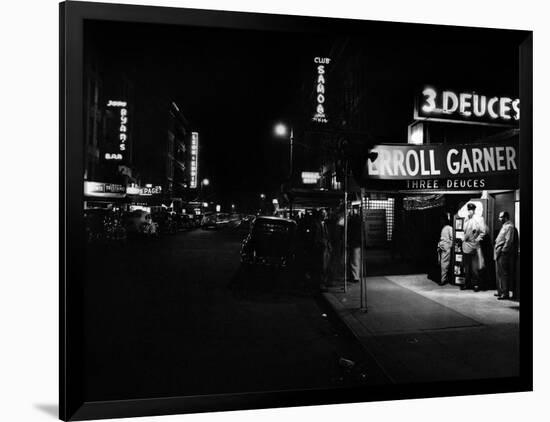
[240,216,297,268]
[201,212,231,229]
[215,213,231,228]
[200,213,217,229]
[174,213,194,231]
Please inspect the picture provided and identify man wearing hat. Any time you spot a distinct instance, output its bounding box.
[461,202,486,291]
[494,211,516,300]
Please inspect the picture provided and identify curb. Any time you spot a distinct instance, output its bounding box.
[319,291,397,384]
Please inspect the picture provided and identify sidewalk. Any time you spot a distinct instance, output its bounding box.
[322,274,520,383]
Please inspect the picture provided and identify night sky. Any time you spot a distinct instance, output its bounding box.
[86,18,523,206]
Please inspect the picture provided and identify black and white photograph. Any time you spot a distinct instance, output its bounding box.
[73,3,531,411]
[5,1,550,422]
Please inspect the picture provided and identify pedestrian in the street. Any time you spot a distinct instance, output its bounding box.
[437,214,453,286]
[326,208,343,283]
[348,208,362,283]
[312,209,331,289]
[461,203,486,291]
[494,211,516,300]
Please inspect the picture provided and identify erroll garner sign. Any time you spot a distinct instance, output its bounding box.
[363,141,519,191]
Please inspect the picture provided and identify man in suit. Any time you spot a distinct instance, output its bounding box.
[494,211,516,300]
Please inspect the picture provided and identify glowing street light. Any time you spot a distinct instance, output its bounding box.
[201,178,210,186]
[274,122,295,215]
[260,193,266,200]
[274,123,288,137]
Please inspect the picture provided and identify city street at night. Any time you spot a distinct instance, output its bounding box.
[79,14,527,407]
[84,226,390,401]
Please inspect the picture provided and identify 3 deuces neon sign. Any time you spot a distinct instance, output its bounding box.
[416,86,519,126]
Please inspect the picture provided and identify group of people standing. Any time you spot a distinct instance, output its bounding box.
[296,207,364,290]
[437,202,518,300]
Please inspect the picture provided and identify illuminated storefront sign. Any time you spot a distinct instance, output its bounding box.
[301,171,321,184]
[139,185,162,196]
[190,132,199,188]
[84,181,126,198]
[105,100,128,161]
[126,185,140,195]
[125,184,162,196]
[415,86,519,126]
[312,57,330,123]
[363,141,519,191]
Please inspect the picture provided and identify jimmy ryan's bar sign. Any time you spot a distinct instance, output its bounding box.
[362,141,519,191]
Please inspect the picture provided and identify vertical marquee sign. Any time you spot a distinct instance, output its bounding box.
[104,100,129,161]
[190,131,199,188]
[312,57,330,123]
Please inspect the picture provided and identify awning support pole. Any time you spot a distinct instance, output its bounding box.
[343,161,348,293]
[360,187,368,312]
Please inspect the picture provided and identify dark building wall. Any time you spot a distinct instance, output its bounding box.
[83,41,136,184]
[132,98,192,197]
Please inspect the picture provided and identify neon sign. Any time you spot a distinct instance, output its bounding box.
[301,171,321,184]
[84,181,125,197]
[312,57,330,123]
[415,87,519,126]
[366,142,518,179]
[139,186,162,196]
[105,100,128,161]
[190,132,199,188]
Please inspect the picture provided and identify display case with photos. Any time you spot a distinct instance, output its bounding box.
[453,216,466,285]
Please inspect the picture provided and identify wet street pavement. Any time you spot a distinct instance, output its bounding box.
[84,226,391,401]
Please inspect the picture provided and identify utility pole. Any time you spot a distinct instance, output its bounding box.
[289,128,294,217]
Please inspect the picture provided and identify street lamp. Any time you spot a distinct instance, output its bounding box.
[274,123,288,137]
[274,123,294,216]
[197,178,210,202]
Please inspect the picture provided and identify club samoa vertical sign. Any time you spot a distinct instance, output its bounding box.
[361,141,519,191]
[312,57,330,123]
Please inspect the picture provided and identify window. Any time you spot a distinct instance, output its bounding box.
[363,197,395,241]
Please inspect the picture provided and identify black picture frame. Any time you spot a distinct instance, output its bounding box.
[60,1,533,420]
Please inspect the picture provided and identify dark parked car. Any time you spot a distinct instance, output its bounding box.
[240,216,297,268]
[173,213,195,231]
